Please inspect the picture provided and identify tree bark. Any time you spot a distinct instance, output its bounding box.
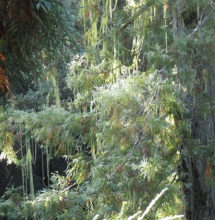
[174,1,215,219]
[179,47,215,220]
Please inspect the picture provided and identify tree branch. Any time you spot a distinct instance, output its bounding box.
[188,14,210,38]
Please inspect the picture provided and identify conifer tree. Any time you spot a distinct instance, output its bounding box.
[0,0,215,219]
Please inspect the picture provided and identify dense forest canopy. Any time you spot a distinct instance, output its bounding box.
[0,0,215,219]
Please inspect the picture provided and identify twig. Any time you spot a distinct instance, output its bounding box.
[153,173,177,215]
[159,215,184,220]
[127,211,142,220]
[138,187,169,220]
[127,173,177,220]
[187,14,210,38]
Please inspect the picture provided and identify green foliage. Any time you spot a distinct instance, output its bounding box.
[3,0,215,219]
[0,0,80,96]
[1,69,184,219]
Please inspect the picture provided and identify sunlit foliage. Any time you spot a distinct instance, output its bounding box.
[1,0,215,219]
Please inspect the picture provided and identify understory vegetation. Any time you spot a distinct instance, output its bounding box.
[0,0,215,219]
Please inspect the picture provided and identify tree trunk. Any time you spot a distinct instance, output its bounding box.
[175,1,215,219]
[179,50,215,220]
